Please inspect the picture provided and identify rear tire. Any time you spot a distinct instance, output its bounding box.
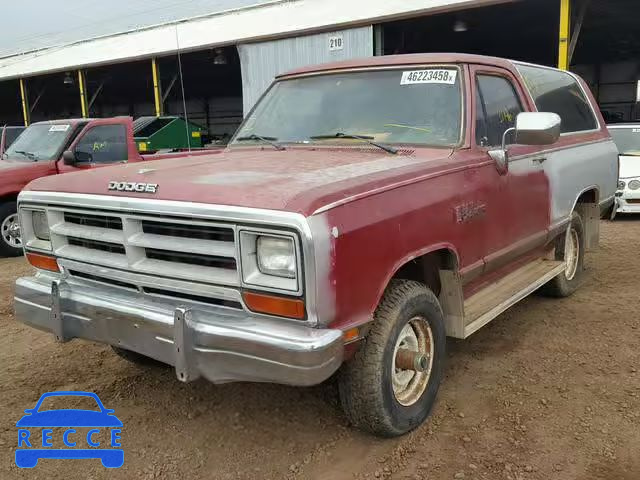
[0,201,23,257]
[540,211,585,298]
[338,280,446,437]
[111,346,166,367]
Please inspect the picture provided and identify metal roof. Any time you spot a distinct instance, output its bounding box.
[0,0,508,81]
[0,0,274,59]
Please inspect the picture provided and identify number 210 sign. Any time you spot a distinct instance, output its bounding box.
[328,34,344,51]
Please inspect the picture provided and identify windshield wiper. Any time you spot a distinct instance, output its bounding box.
[14,150,38,161]
[309,132,397,154]
[235,134,285,151]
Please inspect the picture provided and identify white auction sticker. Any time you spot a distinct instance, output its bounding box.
[49,124,70,132]
[400,69,457,85]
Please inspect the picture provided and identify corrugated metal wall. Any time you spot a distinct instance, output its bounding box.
[573,60,640,121]
[238,26,373,115]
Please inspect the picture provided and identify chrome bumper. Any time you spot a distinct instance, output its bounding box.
[14,275,343,386]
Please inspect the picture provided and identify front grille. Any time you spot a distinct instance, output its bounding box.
[49,208,239,289]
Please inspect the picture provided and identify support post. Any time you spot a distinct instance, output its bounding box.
[558,0,571,70]
[19,78,30,126]
[373,24,384,56]
[78,69,89,118]
[152,57,163,116]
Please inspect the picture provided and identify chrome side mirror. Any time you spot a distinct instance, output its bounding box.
[514,112,562,145]
[488,112,562,173]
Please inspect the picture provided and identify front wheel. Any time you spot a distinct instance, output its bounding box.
[338,280,446,437]
[0,201,23,257]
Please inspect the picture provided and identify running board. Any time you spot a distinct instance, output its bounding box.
[462,259,565,338]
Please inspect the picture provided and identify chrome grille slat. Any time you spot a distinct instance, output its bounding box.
[56,245,129,270]
[50,222,124,244]
[133,259,238,286]
[127,232,236,258]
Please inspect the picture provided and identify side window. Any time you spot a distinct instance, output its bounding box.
[516,64,598,133]
[475,75,523,147]
[74,125,128,164]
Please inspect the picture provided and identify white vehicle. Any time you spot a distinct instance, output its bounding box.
[610,123,640,215]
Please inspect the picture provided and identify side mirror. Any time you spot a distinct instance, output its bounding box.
[62,150,75,165]
[514,112,562,146]
[488,112,562,174]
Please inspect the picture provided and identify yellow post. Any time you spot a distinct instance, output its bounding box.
[151,58,163,116]
[78,69,89,118]
[558,0,571,70]
[19,78,30,126]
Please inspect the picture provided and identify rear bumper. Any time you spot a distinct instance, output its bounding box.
[14,275,343,386]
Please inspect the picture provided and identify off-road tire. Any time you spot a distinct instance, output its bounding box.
[0,201,23,257]
[337,280,446,437]
[540,211,585,297]
[111,346,166,367]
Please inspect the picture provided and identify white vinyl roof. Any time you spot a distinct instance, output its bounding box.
[0,0,509,81]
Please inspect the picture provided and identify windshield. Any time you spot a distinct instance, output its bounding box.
[4,127,25,147]
[232,68,462,148]
[610,127,640,156]
[3,123,72,161]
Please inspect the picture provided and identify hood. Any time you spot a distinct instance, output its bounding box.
[25,147,453,216]
[0,159,55,193]
[619,155,640,179]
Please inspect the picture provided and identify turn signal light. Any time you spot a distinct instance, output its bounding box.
[242,291,305,319]
[26,252,59,272]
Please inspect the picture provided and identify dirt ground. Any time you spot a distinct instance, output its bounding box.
[0,219,638,480]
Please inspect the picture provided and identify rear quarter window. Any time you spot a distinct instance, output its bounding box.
[516,64,598,134]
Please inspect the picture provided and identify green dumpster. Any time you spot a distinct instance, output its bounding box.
[133,116,204,152]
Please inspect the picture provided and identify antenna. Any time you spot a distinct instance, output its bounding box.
[174,25,192,153]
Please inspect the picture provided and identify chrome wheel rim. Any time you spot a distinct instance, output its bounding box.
[391,316,434,406]
[564,228,579,281]
[1,213,21,248]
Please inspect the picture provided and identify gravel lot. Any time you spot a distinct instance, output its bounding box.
[1,219,639,480]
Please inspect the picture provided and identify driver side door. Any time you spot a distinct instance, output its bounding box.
[57,119,131,174]
[471,64,550,276]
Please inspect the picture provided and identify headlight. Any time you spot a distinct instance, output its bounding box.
[629,180,640,190]
[618,180,626,190]
[257,236,295,278]
[239,230,300,293]
[32,210,50,241]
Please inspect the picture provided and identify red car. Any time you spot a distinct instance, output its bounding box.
[15,54,618,436]
[0,117,216,256]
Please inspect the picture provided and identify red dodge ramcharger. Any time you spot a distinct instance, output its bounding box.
[15,54,618,436]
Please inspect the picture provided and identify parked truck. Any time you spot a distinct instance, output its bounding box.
[0,116,218,256]
[0,125,26,155]
[14,54,618,437]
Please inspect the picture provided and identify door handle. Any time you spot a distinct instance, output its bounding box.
[532,157,547,164]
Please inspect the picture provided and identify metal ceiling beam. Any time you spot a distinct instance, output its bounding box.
[568,0,590,65]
